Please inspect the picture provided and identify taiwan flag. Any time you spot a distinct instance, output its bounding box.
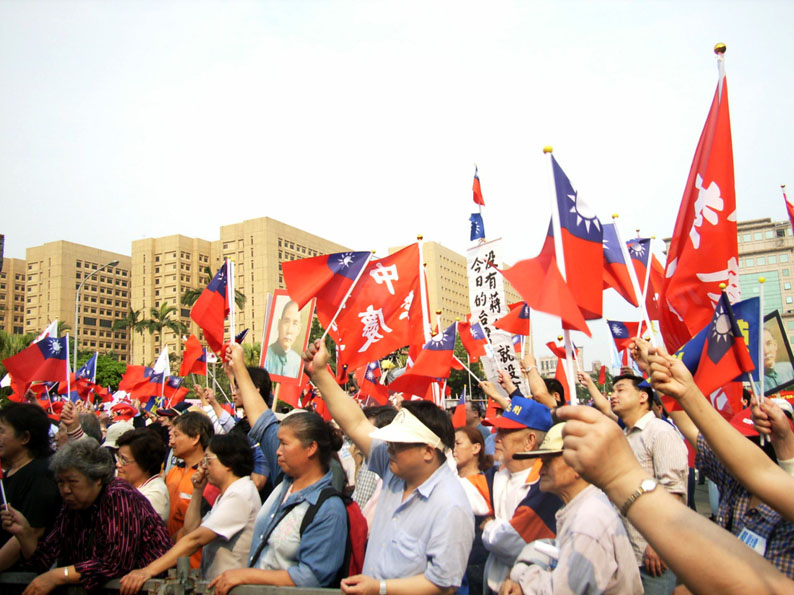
[129,367,165,400]
[76,353,97,382]
[512,335,523,354]
[607,321,641,352]
[2,337,69,385]
[473,166,485,206]
[494,302,531,336]
[452,391,467,429]
[470,213,486,241]
[282,251,372,310]
[660,67,738,353]
[190,261,230,355]
[692,293,754,397]
[546,341,567,359]
[118,366,147,393]
[356,361,389,406]
[602,223,639,307]
[551,155,604,320]
[180,335,207,376]
[458,318,489,363]
[785,186,794,233]
[408,323,457,379]
[163,376,188,406]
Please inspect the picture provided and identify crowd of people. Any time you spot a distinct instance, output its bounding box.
[1,335,793,594]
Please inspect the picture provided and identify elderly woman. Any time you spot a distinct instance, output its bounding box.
[0,438,171,594]
[115,427,170,521]
[0,404,61,571]
[119,432,260,593]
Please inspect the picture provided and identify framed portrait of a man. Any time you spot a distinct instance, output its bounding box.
[762,311,794,395]
[260,289,315,384]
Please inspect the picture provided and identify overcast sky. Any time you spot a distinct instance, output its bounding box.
[2,0,792,366]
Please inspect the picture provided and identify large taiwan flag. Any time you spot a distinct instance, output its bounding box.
[607,320,641,352]
[494,302,531,336]
[282,251,372,312]
[660,63,738,353]
[3,336,69,385]
[551,155,604,320]
[408,323,457,378]
[190,261,230,354]
[602,223,639,308]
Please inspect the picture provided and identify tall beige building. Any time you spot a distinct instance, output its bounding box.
[130,236,214,365]
[218,217,350,341]
[0,258,27,334]
[24,242,131,359]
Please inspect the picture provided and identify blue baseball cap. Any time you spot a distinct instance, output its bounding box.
[482,396,553,432]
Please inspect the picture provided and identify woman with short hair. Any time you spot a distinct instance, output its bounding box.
[116,428,169,521]
[0,438,171,593]
[119,432,261,593]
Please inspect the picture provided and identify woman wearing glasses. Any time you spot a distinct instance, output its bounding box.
[115,428,169,522]
[119,432,261,594]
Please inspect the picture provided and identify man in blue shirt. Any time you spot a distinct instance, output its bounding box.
[304,339,475,595]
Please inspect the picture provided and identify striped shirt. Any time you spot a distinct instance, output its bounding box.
[697,433,794,579]
[27,478,171,591]
[622,411,688,564]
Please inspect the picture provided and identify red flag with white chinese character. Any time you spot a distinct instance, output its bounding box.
[320,244,424,374]
[660,68,738,353]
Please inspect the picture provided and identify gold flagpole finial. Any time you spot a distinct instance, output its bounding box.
[714,43,726,55]
[543,146,553,154]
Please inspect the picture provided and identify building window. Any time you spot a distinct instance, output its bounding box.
[769,255,778,264]
[746,258,754,267]
[766,230,774,239]
[785,283,792,291]
[758,257,766,266]
[788,297,794,305]
[754,232,763,241]
[777,229,786,238]
[781,254,790,263]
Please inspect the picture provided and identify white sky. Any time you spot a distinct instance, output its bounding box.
[2,0,793,366]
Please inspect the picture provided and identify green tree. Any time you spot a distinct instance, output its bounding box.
[243,343,262,367]
[447,335,484,401]
[308,316,337,370]
[181,266,246,311]
[141,304,189,353]
[74,350,127,391]
[112,308,146,364]
[56,320,71,337]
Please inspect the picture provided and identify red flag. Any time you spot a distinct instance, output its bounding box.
[387,373,436,400]
[554,359,568,391]
[451,394,467,429]
[283,251,372,310]
[473,166,485,206]
[602,222,639,307]
[499,239,591,337]
[180,335,207,376]
[322,244,425,373]
[458,318,489,364]
[2,337,69,385]
[549,157,604,320]
[118,366,147,392]
[484,397,499,420]
[190,261,230,355]
[645,255,665,321]
[546,341,566,359]
[784,186,794,233]
[406,323,457,379]
[692,293,754,397]
[598,365,606,386]
[606,321,641,352]
[493,302,531,336]
[355,362,389,406]
[660,71,738,352]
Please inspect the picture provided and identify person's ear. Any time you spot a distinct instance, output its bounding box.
[471,441,482,456]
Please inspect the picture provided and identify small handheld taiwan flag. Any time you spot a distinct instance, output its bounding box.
[473,166,485,206]
[190,262,230,355]
[470,213,486,241]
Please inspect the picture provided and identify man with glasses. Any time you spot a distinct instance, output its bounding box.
[480,396,562,594]
[304,340,474,595]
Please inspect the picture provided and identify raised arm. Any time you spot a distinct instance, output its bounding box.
[648,347,794,524]
[557,405,793,594]
[520,353,556,409]
[304,339,375,458]
[752,398,794,468]
[576,370,617,422]
[227,342,268,425]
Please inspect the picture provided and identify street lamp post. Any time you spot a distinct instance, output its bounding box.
[73,259,119,371]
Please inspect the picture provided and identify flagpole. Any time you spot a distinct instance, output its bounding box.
[227,258,235,345]
[466,354,473,397]
[417,236,439,405]
[319,253,374,342]
[454,356,481,383]
[65,333,71,400]
[545,146,578,403]
[758,277,766,400]
[612,215,656,346]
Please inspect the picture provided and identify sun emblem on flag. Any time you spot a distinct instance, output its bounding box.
[566,191,601,234]
[627,240,646,260]
[610,323,625,336]
[431,331,447,344]
[337,253,355,268]
[710,307,732,344]
[50,340,61,354]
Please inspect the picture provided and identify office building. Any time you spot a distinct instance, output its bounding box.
[0,258,27,335]
[24,242,131,360]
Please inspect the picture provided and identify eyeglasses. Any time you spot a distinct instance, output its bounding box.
[117,454,134,467]
[386,442,424,455]
[202,454,218,466]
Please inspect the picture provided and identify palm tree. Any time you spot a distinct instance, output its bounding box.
[112,308,146,364]
[243,343,261,367]
[181,266,246,311]
[56,320,71,337]
[141,304,189,354]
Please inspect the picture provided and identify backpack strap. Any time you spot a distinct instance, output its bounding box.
[248,500,300,568]
[299,487,343,535]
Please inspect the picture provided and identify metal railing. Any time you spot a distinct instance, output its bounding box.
[0,558,340,594]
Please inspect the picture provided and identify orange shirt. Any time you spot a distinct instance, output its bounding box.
[165,464,203,569]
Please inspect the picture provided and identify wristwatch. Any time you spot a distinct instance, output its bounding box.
[620,478,658,516]
[379,579,387,595]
